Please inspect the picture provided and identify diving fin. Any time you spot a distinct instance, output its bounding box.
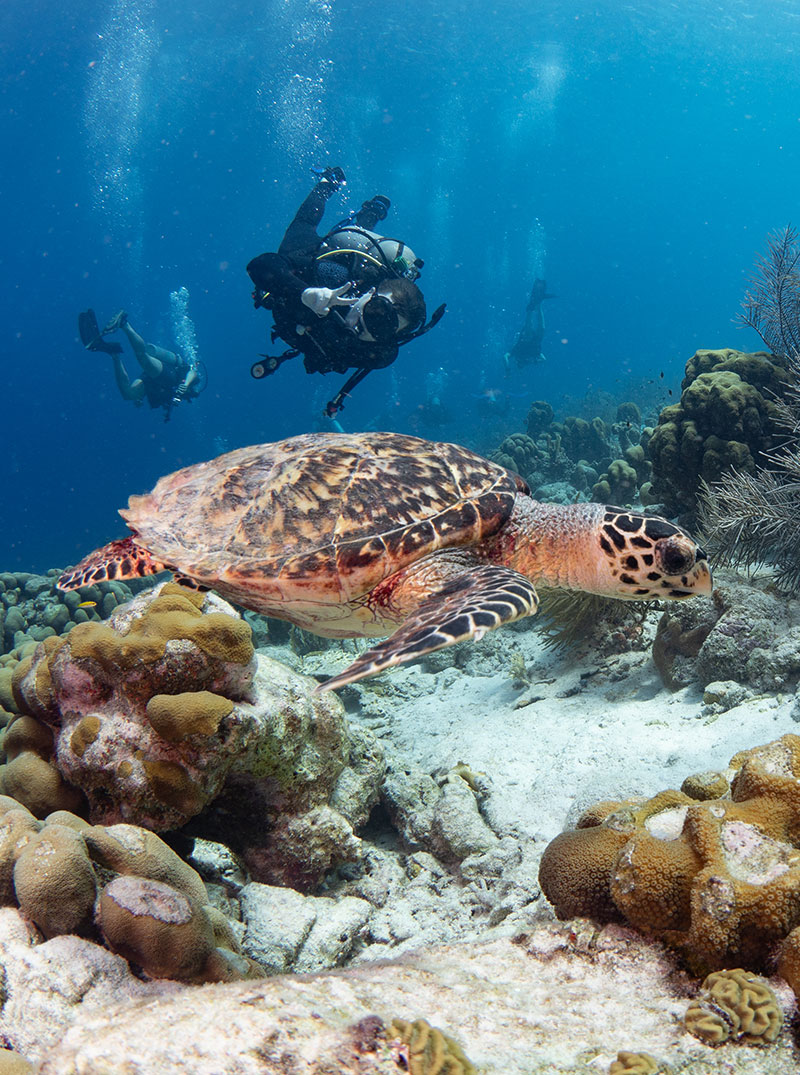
[78,309,123,355]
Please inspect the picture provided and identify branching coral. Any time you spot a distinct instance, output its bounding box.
[699,225,800,592]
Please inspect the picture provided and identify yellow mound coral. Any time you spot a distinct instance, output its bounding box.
[64,586,254,670]
[539,733,800,981]
[609,1052,668,1075]
[9,583,257,831]
[145,691,234,742]
[684,968,783,1045]
[387,1018,476,1075]
[12,823,96,938]
[0,714,85,818]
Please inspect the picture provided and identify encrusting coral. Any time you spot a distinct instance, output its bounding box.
[538,733,800,992]
[683,968,783,1046]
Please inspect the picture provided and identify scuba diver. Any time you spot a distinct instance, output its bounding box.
[504,278,554,372]
[78,308,206,422]
[247,165,446,417]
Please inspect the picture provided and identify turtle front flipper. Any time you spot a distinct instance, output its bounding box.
[57,537,168,590]
[318,565,539,692]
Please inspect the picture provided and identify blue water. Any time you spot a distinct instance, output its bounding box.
[3,0,797,571]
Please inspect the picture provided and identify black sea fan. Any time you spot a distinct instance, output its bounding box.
[741,224,800,357]
[699,225,800,592]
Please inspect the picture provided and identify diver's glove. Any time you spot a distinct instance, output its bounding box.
[311,165,346,193]
[343,287,375,329]
[301,284,357,317]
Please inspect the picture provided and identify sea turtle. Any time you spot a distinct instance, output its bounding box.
[57,432,712,691]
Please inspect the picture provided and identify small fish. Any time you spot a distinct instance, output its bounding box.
[77,600,97,608]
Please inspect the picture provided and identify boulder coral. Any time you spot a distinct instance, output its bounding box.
[0,713,85,818]
[538,733,800,987]
[9,583,383,888]
[647,348,789,516]
[97,875,258,984]
[0,795,255,983]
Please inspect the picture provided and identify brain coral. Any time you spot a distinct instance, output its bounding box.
[10,583,383,889]
[539,733,800,981]
[683,968,783,1045]
[647,348,789,516]
[609,1053,668,1075]
[387,1017,476,1075]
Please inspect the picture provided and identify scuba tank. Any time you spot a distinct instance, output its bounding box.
[314,225,424,287]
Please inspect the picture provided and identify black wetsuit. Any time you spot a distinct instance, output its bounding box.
[247,185,398,377]
[142,368,182,409]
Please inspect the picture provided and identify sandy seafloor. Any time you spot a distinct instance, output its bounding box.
[7,577,800,1072]
[295,611,793,857]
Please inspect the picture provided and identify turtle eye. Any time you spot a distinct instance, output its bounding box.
[656,535,696,576]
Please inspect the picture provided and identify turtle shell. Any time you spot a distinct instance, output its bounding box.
[120,432,526,606]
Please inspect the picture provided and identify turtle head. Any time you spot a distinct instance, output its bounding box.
[592,507,712,600]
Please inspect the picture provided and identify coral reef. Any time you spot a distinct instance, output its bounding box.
[7,583,383,888]
[17,920,795,1074]
[491,400,652,503]
[683,968,783,1046]
[538,732,800,984]
[0,569,132,660]
[0,796,255,984]
[647,349,789,517]
[699,228,800,592]
[387,1017,476,1074]
[10,583,257,829]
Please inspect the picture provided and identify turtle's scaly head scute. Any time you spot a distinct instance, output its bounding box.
[514,501,712,600]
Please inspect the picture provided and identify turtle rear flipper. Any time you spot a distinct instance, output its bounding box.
[57,537,167,590]
[317,565,539,692]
